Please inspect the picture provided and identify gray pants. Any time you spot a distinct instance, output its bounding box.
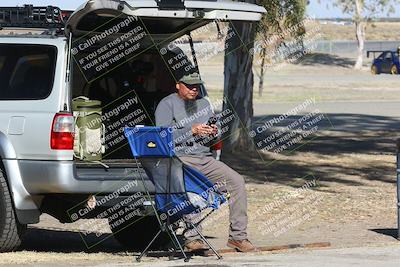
[179,155,248,241]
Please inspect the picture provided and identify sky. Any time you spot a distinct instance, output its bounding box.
[1,0,400,19]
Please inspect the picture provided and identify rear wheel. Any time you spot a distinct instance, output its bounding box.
[390,65,398,75]
[0,166,26,252]
[109,215,170,251]
[371,64,379,75]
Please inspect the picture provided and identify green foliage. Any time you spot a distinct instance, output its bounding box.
[332,0,399,22]
[256,0,308,41]
[253,0,308,96]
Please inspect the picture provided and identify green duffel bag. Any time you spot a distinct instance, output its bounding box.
[73,97,105,162]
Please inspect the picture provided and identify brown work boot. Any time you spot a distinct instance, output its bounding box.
[185,239,209,252]
[227,239,260,253]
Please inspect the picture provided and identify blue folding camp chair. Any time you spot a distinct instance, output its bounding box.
[124,126,226,262]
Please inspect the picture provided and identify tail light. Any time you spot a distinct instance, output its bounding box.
[51,113,74,150]
[211,140,223,151]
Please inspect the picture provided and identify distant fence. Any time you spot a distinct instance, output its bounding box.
[176,40,400,58]
[313,41,400,55]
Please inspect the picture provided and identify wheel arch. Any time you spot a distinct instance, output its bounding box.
[0,131,17,160]
[0,131,40,224]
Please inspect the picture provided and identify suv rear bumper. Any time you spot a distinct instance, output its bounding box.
[3,159,155,224]
[19,160,155,194]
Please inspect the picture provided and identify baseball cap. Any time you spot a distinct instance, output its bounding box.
[178,73,204,85]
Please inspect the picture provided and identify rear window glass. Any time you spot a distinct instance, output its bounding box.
[0,44,57,100]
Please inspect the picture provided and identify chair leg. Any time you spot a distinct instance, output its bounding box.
[168,224,190,262]
[136,229,163,262]
[188,222,222,260]
[166,229,184,260]
[168,247,176,260]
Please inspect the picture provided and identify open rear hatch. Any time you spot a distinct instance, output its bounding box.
[68,0,265,176]
[66,0,265,38]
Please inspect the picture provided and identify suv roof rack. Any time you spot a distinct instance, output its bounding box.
[0,5,71,33]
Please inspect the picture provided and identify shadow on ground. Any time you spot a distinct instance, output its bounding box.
[251,113,400,154]
[221,113,399,188]
[20,227,125,253]
[20,227,217,255]
[370,229,399,240]
[296,53,355,67]
[253,113,400,138]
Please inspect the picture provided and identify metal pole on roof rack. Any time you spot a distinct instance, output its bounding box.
[66,32,73,83]
[215,21,223,40]
[188,32,201,78]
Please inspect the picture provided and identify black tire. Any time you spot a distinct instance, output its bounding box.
[0,166,26,252]
[390,64,398,75]
[371,64,379,75]
[109,215,170,251]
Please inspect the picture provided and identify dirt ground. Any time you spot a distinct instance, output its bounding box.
[2,57,400,266]
[205,53,400,103]
[2,128,398,265]
[307,21,400,41]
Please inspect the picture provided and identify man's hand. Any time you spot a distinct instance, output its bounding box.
[192,123,218,137]
[210,124,218,136]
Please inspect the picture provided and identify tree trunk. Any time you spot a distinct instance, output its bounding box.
[354,21,365,70]
[354,0,365,70]
[258,47,266,98]
[222,20,256,153]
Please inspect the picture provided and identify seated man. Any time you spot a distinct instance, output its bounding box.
[155,73,258,253]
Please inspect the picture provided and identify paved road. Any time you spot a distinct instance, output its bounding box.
[80,245,400,267]
[251,101,400,135]
[254,100,400,117]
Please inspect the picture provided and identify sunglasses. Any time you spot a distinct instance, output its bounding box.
[183,83,200,91]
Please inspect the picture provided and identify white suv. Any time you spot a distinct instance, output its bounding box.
[0,0,264,252]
